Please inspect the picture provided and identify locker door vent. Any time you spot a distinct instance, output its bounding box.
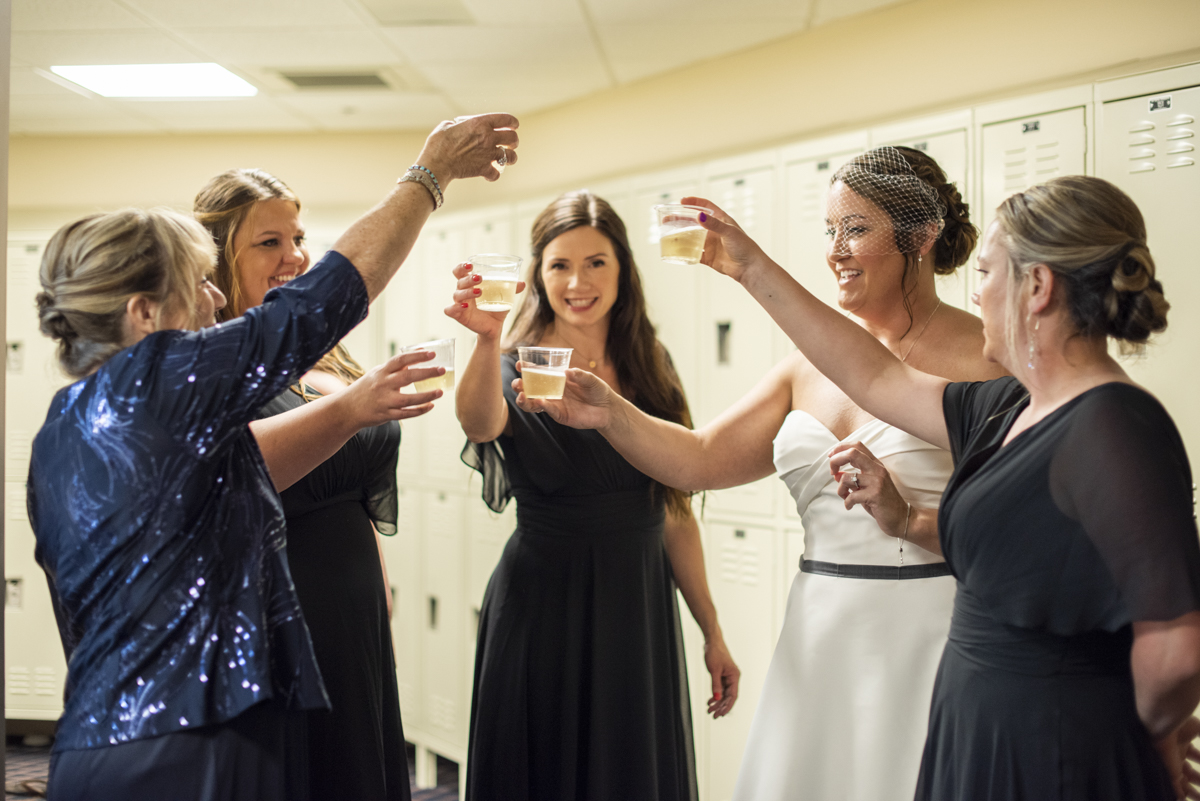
[35,667,57,696]
[719,542,761,586]
[9,667,31,696]
[429,694,457,731]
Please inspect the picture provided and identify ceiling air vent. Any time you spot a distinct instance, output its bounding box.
[281,72,390,89]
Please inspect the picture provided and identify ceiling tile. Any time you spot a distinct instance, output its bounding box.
[123,0,364,29]
[13,30,205,66]
[13,0,152,32]
[456,0,589,26]
[119,97,315,131]
[10,67,87,98]
[9,95,165,134]
[597,19,810,84]
[274,90,457,130]
[811,0,913,26]
[585,0,812,25]
[177,27,400,68]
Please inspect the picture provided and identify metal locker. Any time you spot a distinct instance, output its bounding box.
[704,521,778,801]
[778,132,869,365]
[630,173,704,403]
[1097,74,1200,464]
[6,236,69,722]
[699,165,780,520]
[873,116,974,311]
[978,105,1088,296]
[382,485,423,724]
[419,489,468,747]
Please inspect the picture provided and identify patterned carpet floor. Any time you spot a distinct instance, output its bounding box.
[4,738,459,799]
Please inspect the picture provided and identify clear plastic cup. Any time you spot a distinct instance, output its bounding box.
[653,204,709,265]
[401,337,455,392]
[518,346,572,400]
[470,254,523,312]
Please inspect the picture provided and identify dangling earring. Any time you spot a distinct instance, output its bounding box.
[1026,315,1040,370]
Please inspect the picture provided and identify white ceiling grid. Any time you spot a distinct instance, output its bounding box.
[9,0,911,135]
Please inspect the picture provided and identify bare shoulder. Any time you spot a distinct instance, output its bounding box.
[926,305,1009,383]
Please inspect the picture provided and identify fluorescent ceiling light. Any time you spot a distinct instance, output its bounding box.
[49,64,257,98]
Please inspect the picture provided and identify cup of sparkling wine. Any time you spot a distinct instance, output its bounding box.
[653,204,708,265]
[401,337,456,392]
[470,254,523,312]
[518,346,573,400]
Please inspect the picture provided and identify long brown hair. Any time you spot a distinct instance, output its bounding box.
[193,168,363,395]
[505,190,694,516]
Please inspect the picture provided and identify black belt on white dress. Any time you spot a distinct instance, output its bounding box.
[800,558,952,581]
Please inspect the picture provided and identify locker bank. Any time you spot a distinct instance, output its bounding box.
[3,0,1200,798]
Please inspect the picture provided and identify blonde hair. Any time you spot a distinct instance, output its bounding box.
[194,168,363,395]
[36,208,215,379]
[995,175,1169,358]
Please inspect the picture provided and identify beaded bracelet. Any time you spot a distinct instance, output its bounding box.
[399,169,443,210]
[409,164,442,195]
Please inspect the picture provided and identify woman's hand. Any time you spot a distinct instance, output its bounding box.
[340,350,444,428]
[828,441,911,537]
[680,195,773,284]
[444,261,526,339]
[1156,715,1200,800]
[418,113,520,184]
[513,367,617,430]
[704,634,740,719]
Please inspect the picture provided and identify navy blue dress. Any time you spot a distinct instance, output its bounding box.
[916,378,1200,801]
[462,354,697,801]
[28,251,368,800]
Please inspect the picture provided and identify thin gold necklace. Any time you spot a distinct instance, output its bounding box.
[899,299,942,363]
[554,328,604,369]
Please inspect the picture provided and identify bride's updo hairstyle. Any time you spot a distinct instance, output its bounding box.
[36,208,216,379]
[995,175,1169,355]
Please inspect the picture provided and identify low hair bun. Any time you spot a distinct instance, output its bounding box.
[36,291,77,342]
[891,146,978,274]
[1103,246,1169,345]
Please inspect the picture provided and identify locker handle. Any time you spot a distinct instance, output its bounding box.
[428,596,438,629]
[716,322,732,365]
[734,529,746,539]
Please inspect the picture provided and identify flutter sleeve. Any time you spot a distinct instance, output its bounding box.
[942,376,1027,465]
[365,424,401,536]
[461,354,520,513]
[1051,386,1200,622]
[140,250,369,457]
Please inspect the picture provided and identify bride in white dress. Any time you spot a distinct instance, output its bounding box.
[509,146,1006,800]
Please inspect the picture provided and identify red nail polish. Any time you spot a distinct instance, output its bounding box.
[715,691,722,700]
[461,302,469,308]
[473,274,482,283]
[473,287,481,295]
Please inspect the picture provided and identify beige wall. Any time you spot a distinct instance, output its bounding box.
[9,0,1200,225]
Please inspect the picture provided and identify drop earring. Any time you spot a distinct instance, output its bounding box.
[1026,315,1040,370]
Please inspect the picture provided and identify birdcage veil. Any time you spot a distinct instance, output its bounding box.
[824,146,947,257]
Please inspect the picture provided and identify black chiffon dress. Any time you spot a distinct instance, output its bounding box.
[462,354,697,801]
[916,377,1200,801]
[258,388,411,801]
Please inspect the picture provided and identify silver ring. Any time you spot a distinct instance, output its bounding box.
[496,147,508,168]
[851,474,860,489]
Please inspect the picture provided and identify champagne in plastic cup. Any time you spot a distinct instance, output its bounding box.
[518,346,572,400]
[653,204,709,265]
[470,254,523,312]
[400,338,455,393]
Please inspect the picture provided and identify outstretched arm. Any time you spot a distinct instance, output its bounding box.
[514,354,793,492]
[663,506,739,718]
[684,196,952,451]
[252,350,442,491]
[336,114,521,301]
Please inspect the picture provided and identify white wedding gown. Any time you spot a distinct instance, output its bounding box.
[732,411,957,801]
